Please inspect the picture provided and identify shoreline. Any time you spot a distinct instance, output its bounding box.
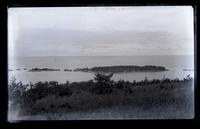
[9,65,169,73]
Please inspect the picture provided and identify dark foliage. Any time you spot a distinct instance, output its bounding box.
[29,68,60,72]
[91,73,114,94]
[115,80,133,93]
[64,69,72,71]
[9,76,27,104]
[74,65,168,73]
[9,74,193,115]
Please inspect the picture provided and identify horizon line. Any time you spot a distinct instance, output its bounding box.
[9,54,194,58]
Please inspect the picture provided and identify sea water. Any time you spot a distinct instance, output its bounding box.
[8,55,194,84]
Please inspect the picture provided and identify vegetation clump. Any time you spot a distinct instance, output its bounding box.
[73,65,168,73]
[91,73,114,94]
[64,69,72,72]
[9,73,193,116]
[29,68,60,72]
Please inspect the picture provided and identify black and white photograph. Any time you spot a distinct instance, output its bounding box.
[8,6,194,120]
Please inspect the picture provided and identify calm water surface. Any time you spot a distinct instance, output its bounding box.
[8,55,194,83]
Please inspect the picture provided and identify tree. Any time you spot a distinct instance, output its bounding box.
[92,73,114,94]
[9,76,26,105]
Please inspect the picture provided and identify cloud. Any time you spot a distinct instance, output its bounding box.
[8,6,194,56]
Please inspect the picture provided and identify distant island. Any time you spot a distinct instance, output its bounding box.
[10,65,168,73]
[29,68,60,72]
[73,65,168,73]
[183,68,194,71]
[64,69,73,72]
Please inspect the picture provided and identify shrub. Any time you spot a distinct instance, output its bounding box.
[9,76,26,104]
[115,80,133,93]
[8,74,193,115]
[54,84,73,97]
[92,73,114,94]
[20,81,73,108]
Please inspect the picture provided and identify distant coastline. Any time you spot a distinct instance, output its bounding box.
[73,65,168,73]
[29,68,60,72]
[9,65,168,73]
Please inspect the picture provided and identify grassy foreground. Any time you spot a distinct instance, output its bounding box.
[9,73,194,117]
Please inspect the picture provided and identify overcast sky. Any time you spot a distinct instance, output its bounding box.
[8,6,194,57]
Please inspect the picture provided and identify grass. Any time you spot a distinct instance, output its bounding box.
[8,73,194,117]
